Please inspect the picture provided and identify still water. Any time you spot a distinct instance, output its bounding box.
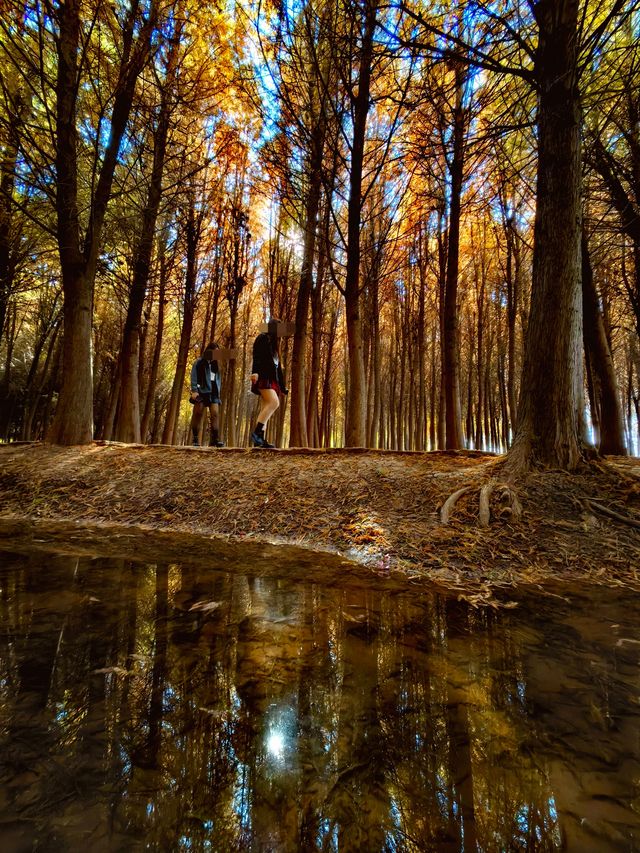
[0,547,639,852]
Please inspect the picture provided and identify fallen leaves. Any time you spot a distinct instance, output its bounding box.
[0,444,638,598]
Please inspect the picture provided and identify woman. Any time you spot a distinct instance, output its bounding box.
[249,320,288,447]
[189,342,224,447]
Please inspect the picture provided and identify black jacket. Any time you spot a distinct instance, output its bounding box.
[252,333,286,389]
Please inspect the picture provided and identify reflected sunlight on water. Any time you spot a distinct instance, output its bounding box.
[1,546,640,851]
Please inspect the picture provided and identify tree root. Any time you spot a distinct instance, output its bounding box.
[440,479,522,527]
[439,487,473,524]
[584,499,640,530]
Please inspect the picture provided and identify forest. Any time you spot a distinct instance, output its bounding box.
[0,0,639,462]
[4,4,640,846]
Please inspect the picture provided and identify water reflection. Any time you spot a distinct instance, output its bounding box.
[1,549,640,851]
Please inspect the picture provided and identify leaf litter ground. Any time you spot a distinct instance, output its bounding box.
[0,442,639,602]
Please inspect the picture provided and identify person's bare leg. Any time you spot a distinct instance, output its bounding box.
[252,389,279,446]
[257,389,279,424]
[190,402,204,445]
[208,403,222,446]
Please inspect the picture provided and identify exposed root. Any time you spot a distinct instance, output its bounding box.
[478,482,494,527]
[439,487,472,524]
[584,499,640,530]
[442,480,522,527]
[497,484,522,523]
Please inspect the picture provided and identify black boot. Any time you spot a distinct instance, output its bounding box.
[250,422,265,447]
[192,430,200,447]
[209,429,224,448]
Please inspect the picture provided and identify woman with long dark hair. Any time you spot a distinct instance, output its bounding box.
[249,320,288,447]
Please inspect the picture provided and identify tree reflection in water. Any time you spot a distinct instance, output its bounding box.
[1,548,640,851]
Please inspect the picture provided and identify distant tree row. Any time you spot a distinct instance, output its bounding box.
[1,0,638,463]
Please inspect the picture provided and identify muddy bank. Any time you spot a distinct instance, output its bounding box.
[1,442,639,592]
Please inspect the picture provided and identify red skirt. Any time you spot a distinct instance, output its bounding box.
[251,377,281,395]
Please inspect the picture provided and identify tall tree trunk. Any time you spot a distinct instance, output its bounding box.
[115,36,176,443]
[306,246,325,447]
[344,0,376,447]
[319,306,338,447]
[508,0,583,471]
[0,76,22,341]
[437,220,447,449]
[290,118,325,446]
[475,242,486,449]
[398,304,407,450]
[465,319,474,444]
[443,63,467,450]
[39,337,62,438]
[498,353,509,449]
[224,308,238,446]
[99,364,120,441]
[429,324,437,450]
[141,237,168,442]
[0,305,17,438]
[588,133,640,339]
[475,306,485,450]
[368,279,382,448]
[47,0,155,445]
[162,200,198,445]
[22,315,62,440]
[48,0,92,445]
[483,348,491,447]
[417,271,426,450]
[505,217,519,434]
[582,234,627,455]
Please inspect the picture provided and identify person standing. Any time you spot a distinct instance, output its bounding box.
[189,342,224,447]
[249,320,288,447]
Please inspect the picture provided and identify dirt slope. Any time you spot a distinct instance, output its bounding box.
[1,442,639,593]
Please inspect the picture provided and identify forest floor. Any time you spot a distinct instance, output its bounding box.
[0,442,639,601]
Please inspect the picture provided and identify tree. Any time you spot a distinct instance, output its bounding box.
[47,0,157,444]
[341,0,378,446]
[582,231,627,455]
[256,0,333,447]
[507,0,583,470]
[115,15,182,443]
[402,0,633,470]
[0,66,26,341]
[583,17,640,339]
[222,195,251,447]
[440,56,471,450]
[161,187,201,445]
